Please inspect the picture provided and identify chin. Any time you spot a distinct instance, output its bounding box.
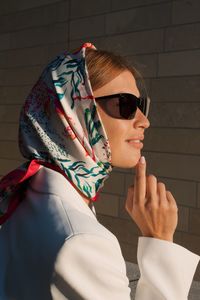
[111,156,140,169]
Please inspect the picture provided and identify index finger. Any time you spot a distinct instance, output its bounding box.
[134,156,146,203]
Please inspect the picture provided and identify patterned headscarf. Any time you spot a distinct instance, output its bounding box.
[0,42,113,224]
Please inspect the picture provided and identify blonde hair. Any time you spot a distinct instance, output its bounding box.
[85,48,147,97]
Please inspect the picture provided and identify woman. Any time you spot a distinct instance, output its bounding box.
[0,42,199,300]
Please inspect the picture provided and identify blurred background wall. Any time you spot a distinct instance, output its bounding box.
[0,0,200,280]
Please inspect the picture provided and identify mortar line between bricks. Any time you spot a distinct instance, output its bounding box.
[0,141,17,143]
[0,20,171,37]
[162,46,200,54]
[0,64,46,70]
[0,158,23,162]
[162,26,166,54]
[62,43,200,56]
[0,41,70,54]
[0,121,18,125]
[142,149,200,157]
[0,122,21,125]
[159,48,200,55]
[68,0,173,21]
[0,84,32,87]
[109,0,112,12]
[146,126,200,130]
[69,26,166,40]
[138,176,200,184]
[1,100,200,106]
[0,0,173,20]
[103,14,106,37]
[0,43,65,54]
[0,16,200,37]
[1,47,200,62]
[0,19,70,35]
[156,52,159,77]
[99,190,124,197]
[0,140,18,143]
[136,175,198,184]
[100,187,198,197]
[162,20,200,30]
[172,229,200,238]
[114,227,200,240]
[1,74,200,85]
[143,150,200,156]
[67,0,71,49]
[0,103,30,105]
[68,35,200,48]
[110,0,171,13]
[1,18,199,37]
[0,0,68,18]
[188,205,191,234]
[196,182,199,208]
[149,78,153,97]
[0,156,22,161]
[0,56,160,69]
[169,0,173,26]
[2,37,198,55]
[0,103,22,106]
[149,101,200,103]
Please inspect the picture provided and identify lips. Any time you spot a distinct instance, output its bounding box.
[126,136,144,149]
[126,136,144,142]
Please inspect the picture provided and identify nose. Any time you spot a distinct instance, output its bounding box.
[133,108,150,129]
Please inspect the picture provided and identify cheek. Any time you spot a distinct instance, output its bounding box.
[97,105,129,146]
[96,104,125,140]
[109,121,126,143]
[103,118,130,158]
[96,106,140,167]
[100,113,127,143]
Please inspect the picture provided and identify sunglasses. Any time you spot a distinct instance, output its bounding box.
[95,93,150,120]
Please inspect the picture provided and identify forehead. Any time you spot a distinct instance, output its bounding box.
[93,70,140,98]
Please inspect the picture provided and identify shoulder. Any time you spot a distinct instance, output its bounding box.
[26,166,117,243]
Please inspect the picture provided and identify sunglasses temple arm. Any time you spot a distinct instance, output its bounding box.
[145,97,151,117]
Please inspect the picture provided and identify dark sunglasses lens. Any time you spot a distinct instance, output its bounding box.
[119,94,137,119]
[96,93,149,119]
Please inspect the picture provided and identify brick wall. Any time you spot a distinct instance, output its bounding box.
[0,0,69,174]
[0,0,200,280]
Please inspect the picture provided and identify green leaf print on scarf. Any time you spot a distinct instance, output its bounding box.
[84,106,103,147]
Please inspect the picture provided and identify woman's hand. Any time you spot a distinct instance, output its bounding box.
[125,156,178,242]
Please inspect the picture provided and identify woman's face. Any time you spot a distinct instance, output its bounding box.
[93,70,150,168]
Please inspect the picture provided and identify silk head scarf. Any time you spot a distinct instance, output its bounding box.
[0,42,113,224]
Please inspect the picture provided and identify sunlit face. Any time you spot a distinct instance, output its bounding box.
[93,70,150,168]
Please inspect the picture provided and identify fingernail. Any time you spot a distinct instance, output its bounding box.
[140,156,145,164]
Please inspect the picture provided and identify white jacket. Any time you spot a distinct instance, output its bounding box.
[0,166,199,300]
